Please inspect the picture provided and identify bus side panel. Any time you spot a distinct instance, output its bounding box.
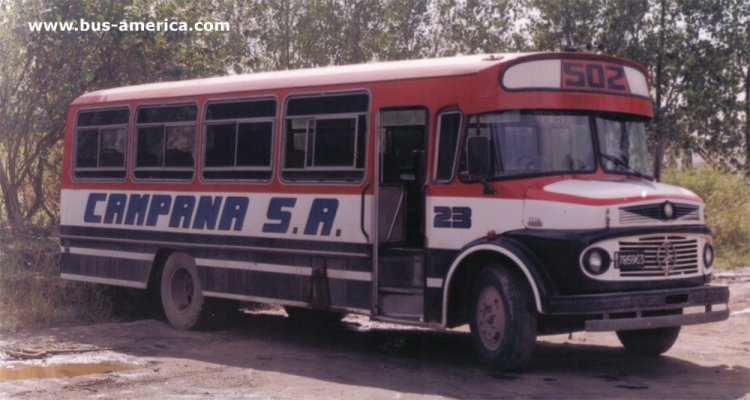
[60,186,374,312]
[193,248,372,312]
[60,239,154,288]
[424,249,459,323]
[325,257,372,312]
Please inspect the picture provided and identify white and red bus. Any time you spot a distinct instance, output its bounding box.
[60,52,729,371]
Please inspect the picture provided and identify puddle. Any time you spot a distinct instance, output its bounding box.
[0,363,136,381]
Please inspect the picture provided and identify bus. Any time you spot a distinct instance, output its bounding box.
[60,51,730,371]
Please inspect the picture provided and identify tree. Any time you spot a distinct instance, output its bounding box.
[527,0,603,51]
[0,0,243,229]
[704,0,749,171]
[421,0,522,57]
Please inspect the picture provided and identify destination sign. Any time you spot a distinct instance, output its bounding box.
[501,58,650,97]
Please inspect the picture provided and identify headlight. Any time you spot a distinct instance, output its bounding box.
[583,248,610,275]
[703,244,714,270]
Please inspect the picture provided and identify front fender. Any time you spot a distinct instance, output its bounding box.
[441,237,556,326]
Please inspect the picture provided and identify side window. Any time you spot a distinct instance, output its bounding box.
[434,111,462,182]
[74,108,129,180]
[202,99,275,181]
[282,93,368,182]
[134,105,197,180]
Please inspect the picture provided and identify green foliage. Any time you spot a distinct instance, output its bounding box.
[0,0,246,230]
[527,0,603,50]
[663,168,750,268]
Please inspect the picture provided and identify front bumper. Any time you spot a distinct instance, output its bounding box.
[547,285,729,331]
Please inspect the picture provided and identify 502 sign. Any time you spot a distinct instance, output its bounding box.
[561,61,630,94]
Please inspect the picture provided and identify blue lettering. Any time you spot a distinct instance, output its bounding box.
[192,196,222,230]
[103,193,127,224]
[218,197,248,231]
[263,197,296,233]
[125,194,150,225]
[433,206,452,228]
[304,199,338,236]
[433,206,472,229]
[146,195,172,226]
[169,196,196,228]
[84,193,106,223]
[452,207,472,229]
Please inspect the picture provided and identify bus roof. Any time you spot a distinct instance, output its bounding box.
[71,53,533,105]
[71,52,649,106]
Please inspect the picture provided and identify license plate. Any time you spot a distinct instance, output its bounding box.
[616,251,645,270]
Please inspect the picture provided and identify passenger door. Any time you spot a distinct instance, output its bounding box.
[375,107,427,320]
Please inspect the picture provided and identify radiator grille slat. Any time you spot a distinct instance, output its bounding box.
[619,203,700,225]
[617,235,700,277]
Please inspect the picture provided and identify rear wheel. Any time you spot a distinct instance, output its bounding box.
[160,252,226,330]
[616,327,681,356]
[468,264,537,371]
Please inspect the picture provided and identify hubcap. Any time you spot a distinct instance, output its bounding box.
[476,286,506,351]
[171,268,194,312]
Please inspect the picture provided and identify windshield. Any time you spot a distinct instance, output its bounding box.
[596,117,653,177]
[463,111,596,178]
[461,111,654,180]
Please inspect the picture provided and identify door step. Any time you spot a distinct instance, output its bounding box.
[379,250,424,287]
[378,249,425,319]
[378,286,423,318]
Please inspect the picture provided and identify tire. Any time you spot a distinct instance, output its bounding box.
[160,252,209,330]
[284,306,345,325]
[468,264,537,371]
[616,327,681,356]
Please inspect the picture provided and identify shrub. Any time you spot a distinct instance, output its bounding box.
[662,168,750,268]
[0,226,115,331]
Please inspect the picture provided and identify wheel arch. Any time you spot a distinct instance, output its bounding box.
[441,241,551,328]
[145,248,178,291]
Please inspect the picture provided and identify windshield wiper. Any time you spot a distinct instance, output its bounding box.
[598,152,649,179]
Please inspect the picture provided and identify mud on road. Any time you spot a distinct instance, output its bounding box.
[1,271,749,399]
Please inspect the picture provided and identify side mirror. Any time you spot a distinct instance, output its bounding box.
[467,136,491,177]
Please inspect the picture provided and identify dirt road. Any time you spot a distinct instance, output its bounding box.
[1,271,749,399]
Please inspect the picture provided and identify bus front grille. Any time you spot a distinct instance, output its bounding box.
[617,235,700,277]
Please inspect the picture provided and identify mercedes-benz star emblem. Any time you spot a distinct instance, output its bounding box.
[656,240,677,276]
[663,201,675,219]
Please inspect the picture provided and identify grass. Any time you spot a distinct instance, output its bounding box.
[662,167,750,268]
[0,227,116,331]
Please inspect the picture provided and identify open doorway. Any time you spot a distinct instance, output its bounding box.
[378,108,427,248]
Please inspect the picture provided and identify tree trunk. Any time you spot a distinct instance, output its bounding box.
[653,0,667,181]
[0,168,24,230]
[745,64,750,173]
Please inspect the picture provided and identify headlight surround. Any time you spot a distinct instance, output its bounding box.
[582,247,611,275]
[703,243,714,270]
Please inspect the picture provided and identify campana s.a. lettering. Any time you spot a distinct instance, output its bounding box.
[83,193,248,231]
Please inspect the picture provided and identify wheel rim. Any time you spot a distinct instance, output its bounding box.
[476,286,506,351]
[170,267,194,313]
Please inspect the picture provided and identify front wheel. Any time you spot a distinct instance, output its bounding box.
[469,265,537,371]
[616,327,681,356]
